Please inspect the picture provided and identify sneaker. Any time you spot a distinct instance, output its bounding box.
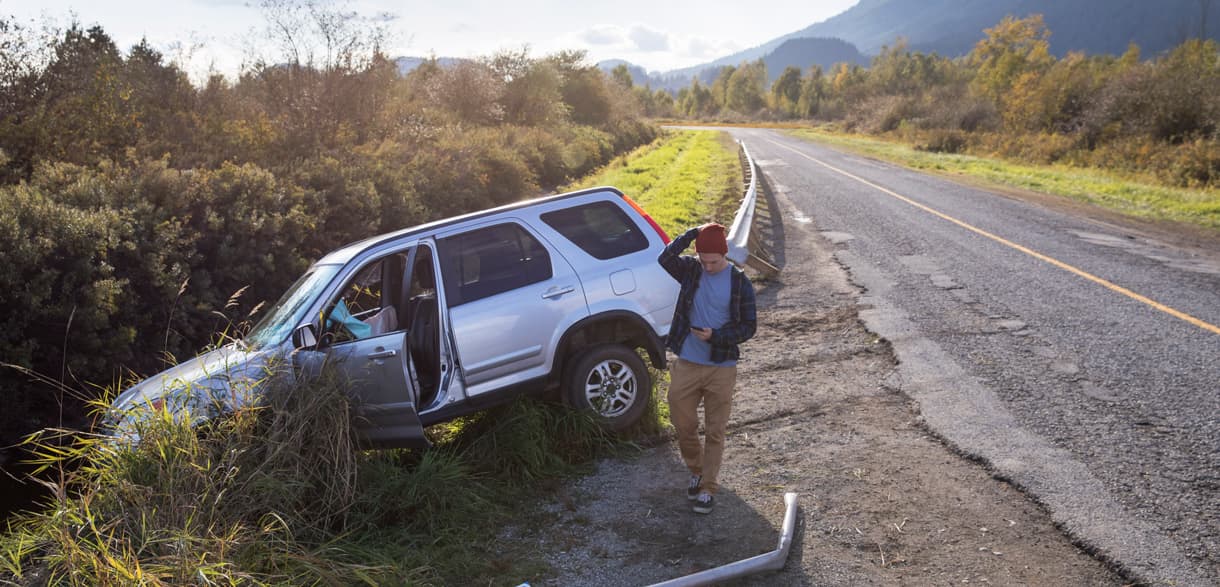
[692,491,714,514]
[686,474,702,501]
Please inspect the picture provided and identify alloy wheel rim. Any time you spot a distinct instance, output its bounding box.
[583,359,636,418]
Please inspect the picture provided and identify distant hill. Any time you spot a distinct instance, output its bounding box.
[394,56,464,75]
[598,37,866,92]
[761,37,869,81]
[597,59,652,87]
[649,0,1217,90]
[779,0,1217,58]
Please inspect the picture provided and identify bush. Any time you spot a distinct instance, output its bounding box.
[917,129,970,154]
[975,131,1078,164]
[1162,138,1220,187]
[0,370,381,584]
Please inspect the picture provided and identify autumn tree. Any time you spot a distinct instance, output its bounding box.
[677,78,715,117]
[796,65,827,118]
[610,63,633,88]
[488,48,568,126]
[867,40,954,96]
[710,65,735,110]
[770,66,802,117]
[969,14,1054,101]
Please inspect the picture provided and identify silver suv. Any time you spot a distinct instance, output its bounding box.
[110,187,679,447]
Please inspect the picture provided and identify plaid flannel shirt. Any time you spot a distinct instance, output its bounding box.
[658,227,757,364]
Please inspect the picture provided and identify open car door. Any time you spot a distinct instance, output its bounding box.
[308,247,429,448]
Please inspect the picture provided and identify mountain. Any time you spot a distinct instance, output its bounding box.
[597,59,652,87]
[784,0,1217,58]
[598,37,866,92]
[394,56,464,75]
[761,37,869,80]
[649,0,1217,90]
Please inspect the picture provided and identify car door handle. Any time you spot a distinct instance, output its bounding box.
[367,349,397,360]
[541,286,576,300]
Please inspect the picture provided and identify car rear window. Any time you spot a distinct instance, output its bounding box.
[438,223,552,307]
[540,200,649,260]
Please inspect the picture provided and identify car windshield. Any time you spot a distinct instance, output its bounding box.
[244,264,342,350]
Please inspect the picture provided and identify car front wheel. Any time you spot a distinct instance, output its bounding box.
[564,344,650,431]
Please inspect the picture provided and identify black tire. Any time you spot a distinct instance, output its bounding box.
[563,344,651,431]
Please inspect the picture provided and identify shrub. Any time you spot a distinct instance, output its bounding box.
[1162,138,1220,187]
[917,129,970,154]
[0,370,386,585]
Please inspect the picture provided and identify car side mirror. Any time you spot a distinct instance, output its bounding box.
[293,323,318,349]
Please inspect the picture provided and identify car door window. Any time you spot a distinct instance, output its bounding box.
[323,252,408,343]
[438,223,552,307]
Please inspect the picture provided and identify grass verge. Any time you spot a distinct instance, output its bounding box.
[566,128,744,234]
[788,127,1220,231]
[1,129,746,585]
[0,374,620,585]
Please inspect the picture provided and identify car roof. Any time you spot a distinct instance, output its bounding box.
[315,186,627,266]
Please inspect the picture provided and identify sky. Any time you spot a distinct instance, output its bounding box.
[2,0,860,80]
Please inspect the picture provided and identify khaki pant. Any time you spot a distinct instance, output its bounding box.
[667,358,737,495]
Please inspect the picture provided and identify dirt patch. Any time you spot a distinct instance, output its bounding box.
[498,190,1124,586]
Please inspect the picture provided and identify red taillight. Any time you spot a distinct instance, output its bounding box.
[623,195,670,244]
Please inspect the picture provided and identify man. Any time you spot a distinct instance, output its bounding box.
[658,223,757,514]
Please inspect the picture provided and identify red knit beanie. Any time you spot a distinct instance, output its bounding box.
[695,223,728,254]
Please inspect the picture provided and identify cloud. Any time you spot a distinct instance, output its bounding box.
[576,23,671,52]
[560,24,742,71]
[682,36,741,60]
[580,25,624,46]
[627,25,668,52]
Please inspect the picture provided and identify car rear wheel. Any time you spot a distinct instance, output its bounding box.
[564,344,650,431]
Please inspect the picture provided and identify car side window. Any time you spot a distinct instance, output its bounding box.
[323,252,408,343]
[438,223,552,307]
[540,200,648,260]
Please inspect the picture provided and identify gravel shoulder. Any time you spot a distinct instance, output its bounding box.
[499,184,1125,586]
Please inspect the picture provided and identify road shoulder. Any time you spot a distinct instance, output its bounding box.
[499,185,1123,586]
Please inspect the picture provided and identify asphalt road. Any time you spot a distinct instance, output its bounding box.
[724,128,1220,586]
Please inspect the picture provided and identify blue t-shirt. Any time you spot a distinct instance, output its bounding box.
[678,267,736,366]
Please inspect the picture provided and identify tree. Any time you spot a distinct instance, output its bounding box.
[710,65,735,110]
[651,88,675,117]
[427,60,505,124]
[867,40,953,97]
[611,64,633,89]
[1004,51,1105,134]
[677,78,714,118]
[770,66,802,117]
[488,49,568,126]
[0,16,57,182]
[797,65,827,118]
[549,51,613,126]
[969,15,1054,101]
[725,60,766,114]
[36,25,136,166]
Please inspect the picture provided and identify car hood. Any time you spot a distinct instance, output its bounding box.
[111,344,279,418]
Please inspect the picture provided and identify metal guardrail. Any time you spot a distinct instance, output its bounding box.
[646,492,800,586]
[725,142,779,276]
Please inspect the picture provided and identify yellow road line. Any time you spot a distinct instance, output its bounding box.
[767,138,1220,337]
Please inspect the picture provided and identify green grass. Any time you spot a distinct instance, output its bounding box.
[789,127,1220,231]
[0,376,619,585]
[566,129,744,235]
[1,129,743,586]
